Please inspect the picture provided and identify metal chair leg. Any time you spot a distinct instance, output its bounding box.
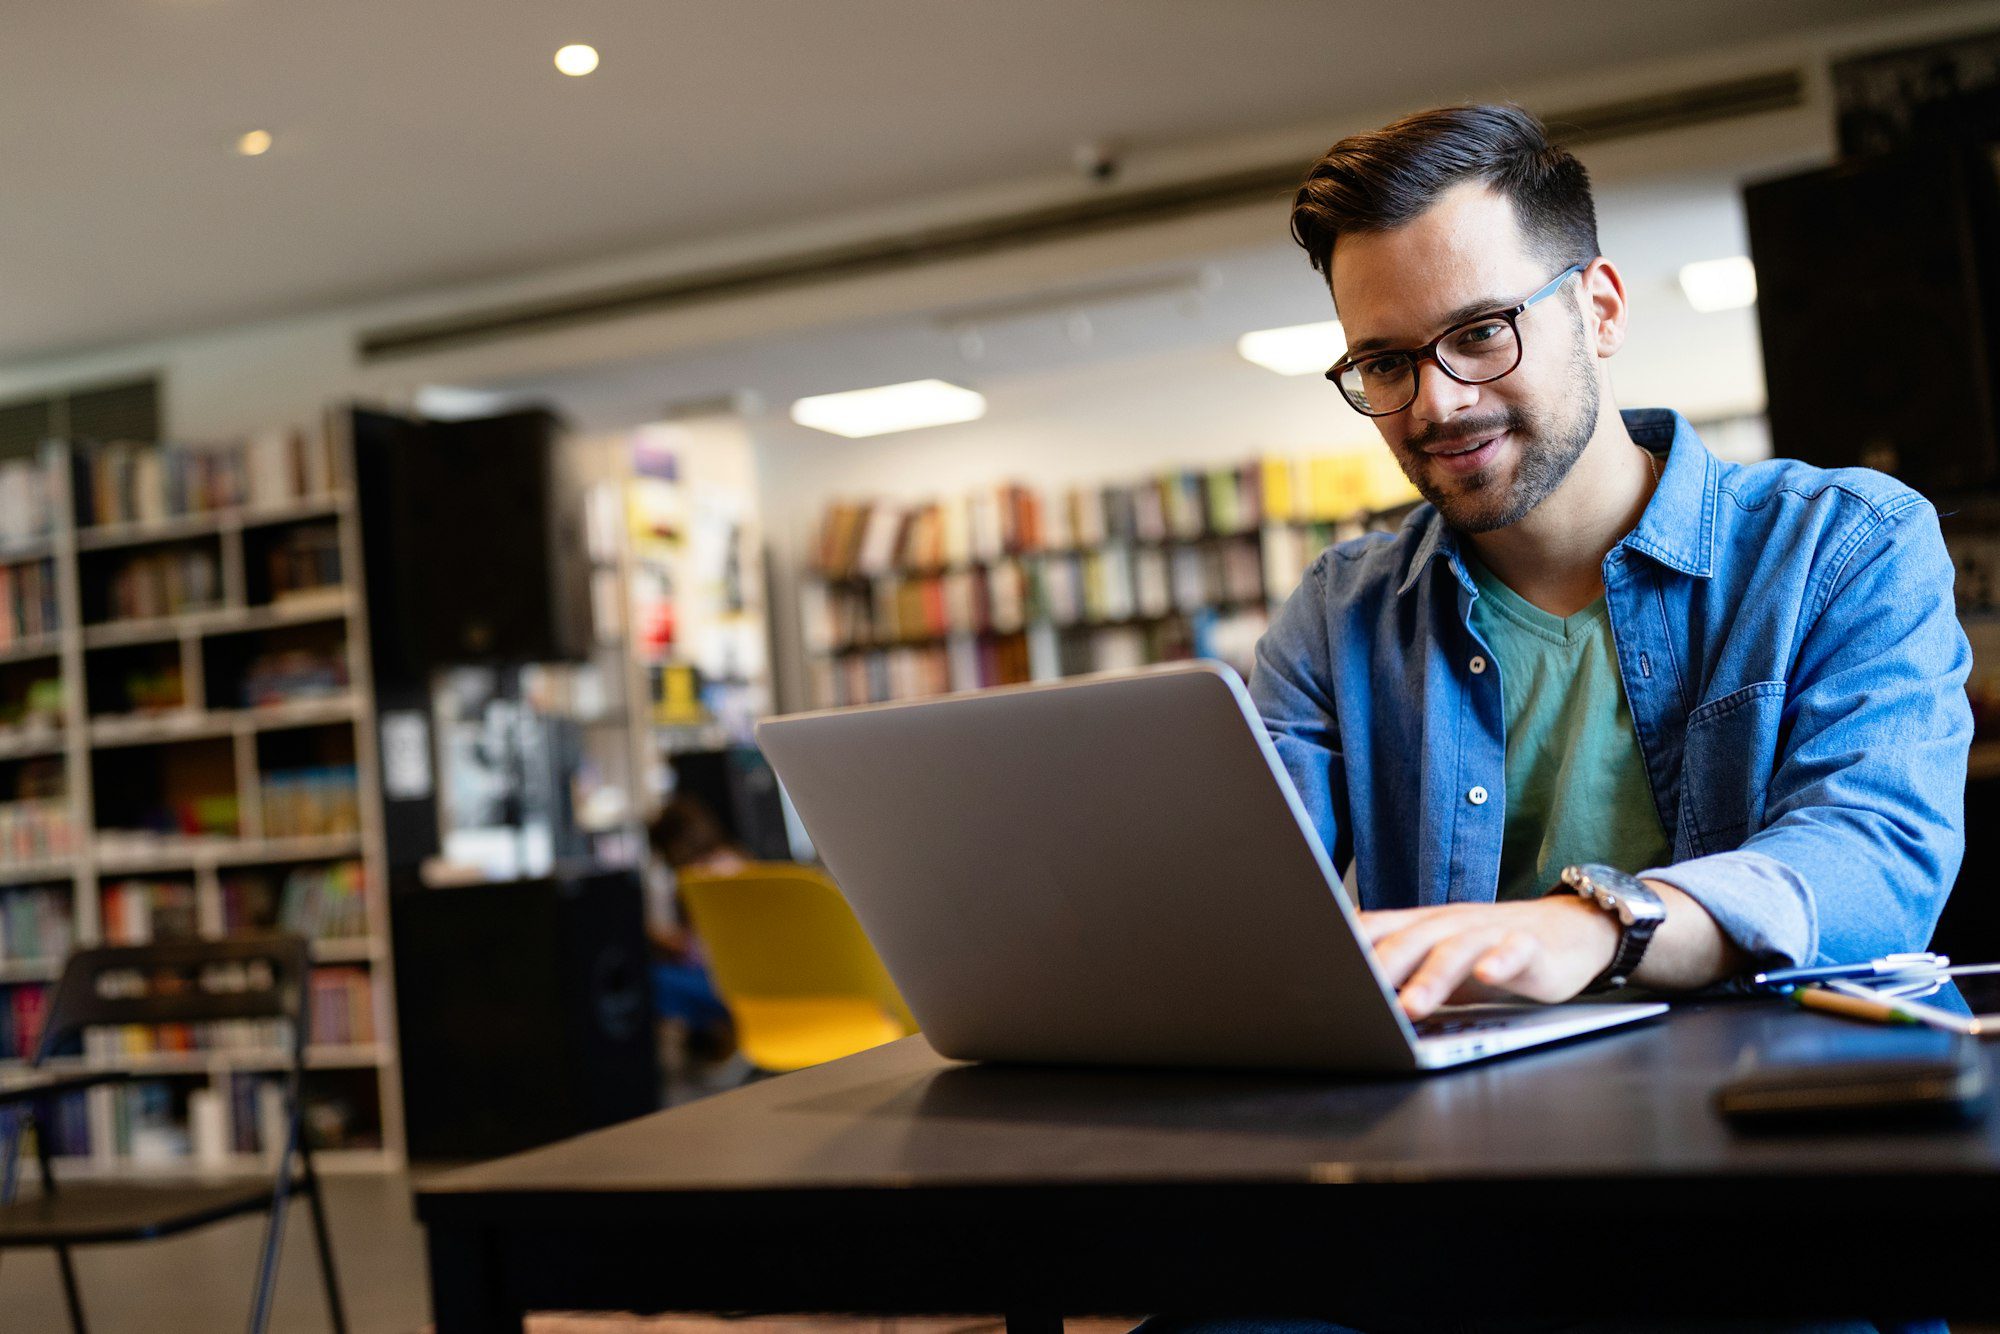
[54,1243,87,1334]
[302,1178,347,1334]
[247,1174,296,1334]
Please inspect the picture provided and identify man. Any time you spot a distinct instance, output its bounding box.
[1251,103,1972,1022]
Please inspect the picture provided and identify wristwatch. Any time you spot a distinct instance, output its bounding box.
[1550,863,1667,992]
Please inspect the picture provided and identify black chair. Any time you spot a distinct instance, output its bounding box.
[0,933,346,1333]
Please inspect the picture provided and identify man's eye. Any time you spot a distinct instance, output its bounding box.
[1359,354,1410,380]
[1452,321,1510,350]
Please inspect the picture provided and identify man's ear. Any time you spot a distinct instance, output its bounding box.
[1583,257,1627,359]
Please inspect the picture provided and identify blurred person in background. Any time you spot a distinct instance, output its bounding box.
[647,794,742,1064]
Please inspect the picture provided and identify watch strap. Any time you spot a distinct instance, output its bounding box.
[1553,865,1663,993]
[1588,911,1659,993]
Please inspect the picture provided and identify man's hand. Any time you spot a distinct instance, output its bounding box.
[1358,896,1620,1020]
[1359,881,1746,1019]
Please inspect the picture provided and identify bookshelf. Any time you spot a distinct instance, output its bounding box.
[0,424,402,1175]
[576,423,772,820]
[798,452,1419,708]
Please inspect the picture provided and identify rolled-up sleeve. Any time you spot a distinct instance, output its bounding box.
[1642,499,1972,968]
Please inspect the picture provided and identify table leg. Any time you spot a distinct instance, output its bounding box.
[427,1223,525,1334]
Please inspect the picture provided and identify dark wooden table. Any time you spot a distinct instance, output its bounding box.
[418,1001,2000,1332]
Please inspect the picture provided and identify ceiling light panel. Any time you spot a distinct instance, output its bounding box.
[1237,320,1345,376]
[789,380,987,438]
[1678,256,1757,312]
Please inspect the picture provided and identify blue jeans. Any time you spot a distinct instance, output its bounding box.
[651,959,730,1032]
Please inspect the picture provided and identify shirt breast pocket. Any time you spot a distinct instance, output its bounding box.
[1678,680,1787,856]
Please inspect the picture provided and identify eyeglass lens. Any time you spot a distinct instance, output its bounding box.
[1336,315,1523,416]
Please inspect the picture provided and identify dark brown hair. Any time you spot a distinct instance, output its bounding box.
[1291,104,1599,280]
[648,794,736,870]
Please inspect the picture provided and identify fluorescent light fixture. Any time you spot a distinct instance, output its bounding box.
[1679,256,1757,313]
[415,385,519,421]
[789,379,987,439]
[1237,319,1346,376]
[236,130,273,157]
[554,43,600,76]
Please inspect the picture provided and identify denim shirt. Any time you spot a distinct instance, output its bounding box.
[1248,408,1973,969]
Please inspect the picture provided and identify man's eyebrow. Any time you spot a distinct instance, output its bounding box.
[1344,292,1515,357]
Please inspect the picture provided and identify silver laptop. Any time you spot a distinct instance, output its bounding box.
[756,660,1665,1072]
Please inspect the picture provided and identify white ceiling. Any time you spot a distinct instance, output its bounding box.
[2,0,1963,366]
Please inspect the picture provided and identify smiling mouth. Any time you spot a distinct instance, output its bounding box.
[1426,433,1502,457]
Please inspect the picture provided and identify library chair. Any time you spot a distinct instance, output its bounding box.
[679,862,917,1073]
[0,933,345,1334]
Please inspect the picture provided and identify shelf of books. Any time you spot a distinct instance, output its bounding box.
[570,421,774,829]
[622,424,772,755]
[0,424,402,1175]
[799,451,1419,708]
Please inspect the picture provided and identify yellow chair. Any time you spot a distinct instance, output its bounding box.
[677,862,917,1072]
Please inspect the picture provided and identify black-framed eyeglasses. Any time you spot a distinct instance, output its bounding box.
[1324,261,1590,418]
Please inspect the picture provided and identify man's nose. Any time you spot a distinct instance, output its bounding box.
[1406,359,1481,426]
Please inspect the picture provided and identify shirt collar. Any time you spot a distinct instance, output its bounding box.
[1395,508,1468,599]
[1616,407,1718,578]
[1393,407,1719,599]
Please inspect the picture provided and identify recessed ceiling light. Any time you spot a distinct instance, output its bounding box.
[236,130,273,157]
[554,44,600,76]
[1236,319,1346,376]
[789,380,987,438]
[1679,257,1757,313]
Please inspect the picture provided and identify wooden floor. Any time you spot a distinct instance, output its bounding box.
[0,1171,431,1332]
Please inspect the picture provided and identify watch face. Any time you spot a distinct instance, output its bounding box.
[1569,864,1667,924]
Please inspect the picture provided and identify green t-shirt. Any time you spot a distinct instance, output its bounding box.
[1465,557,1670,901]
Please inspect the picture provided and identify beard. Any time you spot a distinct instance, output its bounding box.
[1391,332,1600,535]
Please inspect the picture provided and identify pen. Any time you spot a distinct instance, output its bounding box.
[1753,952,1947,989]
[1792,981,1984,1037]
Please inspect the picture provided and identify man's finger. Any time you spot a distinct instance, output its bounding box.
[1472,931,1541,990]
[1354,907,1432,943]
[1368,915,1469,987]
[1399,928,1507,1020]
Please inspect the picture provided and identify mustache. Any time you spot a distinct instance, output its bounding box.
[1405,412,1525,453]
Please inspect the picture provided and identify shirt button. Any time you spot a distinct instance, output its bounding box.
[1469,656,1487,674]
[1468,786,1489,805]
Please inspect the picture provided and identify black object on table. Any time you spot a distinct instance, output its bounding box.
[417,1001,2000,1333]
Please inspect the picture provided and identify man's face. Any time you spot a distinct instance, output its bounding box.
[1329,182,1599,534]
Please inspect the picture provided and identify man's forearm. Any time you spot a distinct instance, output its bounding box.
[1631,880,1747,990]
